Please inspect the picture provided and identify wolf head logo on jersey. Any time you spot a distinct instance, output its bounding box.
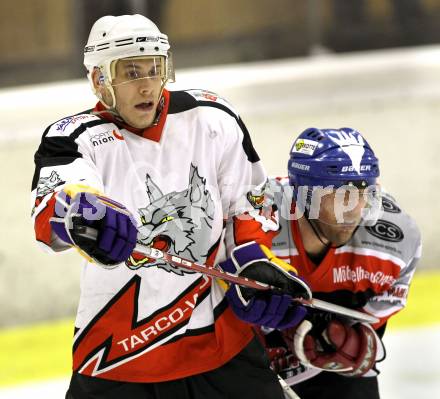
[126,164,215,274]
[32,171,65,215]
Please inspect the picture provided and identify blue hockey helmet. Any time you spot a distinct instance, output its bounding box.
[288,127,380,190]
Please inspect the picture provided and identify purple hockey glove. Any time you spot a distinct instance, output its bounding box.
[219,242,310,329]
[50,191,137,266]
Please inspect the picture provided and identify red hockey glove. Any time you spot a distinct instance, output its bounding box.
[283,315,384,377]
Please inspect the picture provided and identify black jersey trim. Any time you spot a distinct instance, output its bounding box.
[168,90,198,114]
[168,91,260,163]
[70,119,108,140]
[31,117,108,190]
[32,135,82,190]
[237,117,260,163]
[213,296,229,320]
[206,233,223,260]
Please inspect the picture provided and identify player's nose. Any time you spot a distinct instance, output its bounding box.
[138,79,154,94]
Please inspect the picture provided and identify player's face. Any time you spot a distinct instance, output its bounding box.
[314,187,367,246]
[112,57,164,129]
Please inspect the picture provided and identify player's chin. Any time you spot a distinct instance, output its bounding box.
[333,230,355,246]
[129,114,155,129]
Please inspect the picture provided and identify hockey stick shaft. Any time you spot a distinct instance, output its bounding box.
[278,375,301,399]
[76,226,378,324]
[131,241,378,324]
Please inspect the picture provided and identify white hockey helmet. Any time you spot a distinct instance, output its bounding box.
[83,14,174,107]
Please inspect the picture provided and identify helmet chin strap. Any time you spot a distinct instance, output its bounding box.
[304,209,360,250]
[304,210,332,248]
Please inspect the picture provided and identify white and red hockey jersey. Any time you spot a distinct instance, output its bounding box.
[30,89,277,382]
[264,177,421,384]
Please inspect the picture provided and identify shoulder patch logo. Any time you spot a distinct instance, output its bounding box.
[200,91,218,101]
[32,171,65,215]
[186,89,239,116]
[189,90,218,102]
[247,180,270,209]
[246,191,265,209]
[56,115,92,132]
[365,219,404,242]
[382,197,401,213]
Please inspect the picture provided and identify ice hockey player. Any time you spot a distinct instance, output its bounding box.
[30,14,309,399]
[261,127,421,399]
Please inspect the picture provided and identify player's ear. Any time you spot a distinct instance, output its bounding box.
[91,67,104,91]
[91,67,112,105]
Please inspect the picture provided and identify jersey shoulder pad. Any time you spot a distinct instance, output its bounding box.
[45,110,103,138]
[356,192,421,261]
[379,192,420,236]
[183,89,239,116]
[383,194,420,242]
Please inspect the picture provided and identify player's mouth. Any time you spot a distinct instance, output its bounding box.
[135,101,155,112]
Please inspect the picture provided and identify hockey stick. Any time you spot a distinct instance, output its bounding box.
[278,374,300,399]
[75,226,378,324]
[133,240,378,323]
